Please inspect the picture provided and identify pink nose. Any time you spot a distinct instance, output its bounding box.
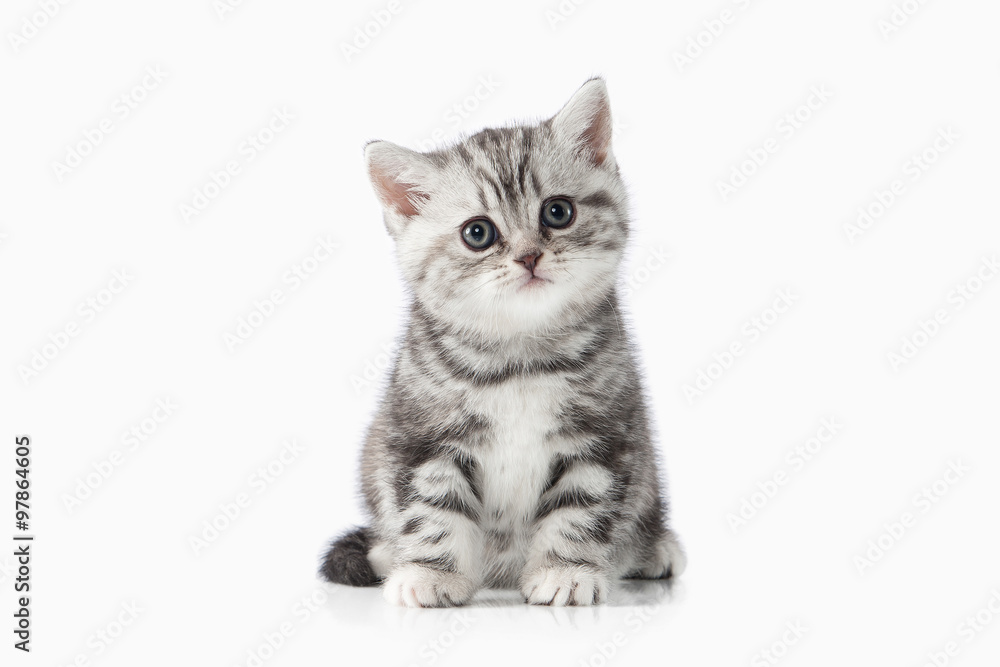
[515,252,541,273]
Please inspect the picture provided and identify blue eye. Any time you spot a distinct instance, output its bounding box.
[461,218,497,250]
[541,197,575,228]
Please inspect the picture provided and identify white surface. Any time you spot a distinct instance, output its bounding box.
[2,0,999,665]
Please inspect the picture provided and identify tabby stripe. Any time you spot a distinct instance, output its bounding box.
[516,153,531,194]
[542,455,574,495]
[454,451,482,503]
[401,516,424,535]
[422,329,604,387]
[410,555,457,573]
[582,511,618,544]
[477,167,503,204]
[530,170,542,196]
[419,531,449,546]
[545,552,597,569]
[535,488,602,520]
[419,492,479,521]
[579,191,615,209]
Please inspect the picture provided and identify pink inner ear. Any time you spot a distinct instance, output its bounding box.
[582,102,612,166]
[370,165,428,217]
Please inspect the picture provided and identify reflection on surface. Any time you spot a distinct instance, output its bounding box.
[322,578,681,632]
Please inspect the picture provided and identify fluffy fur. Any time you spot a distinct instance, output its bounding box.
[321,78,685,607]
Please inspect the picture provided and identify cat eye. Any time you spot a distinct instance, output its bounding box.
[541,197,575,229]
[461,218,497,250]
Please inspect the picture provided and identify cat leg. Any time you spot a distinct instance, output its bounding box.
[520,460,619,606]
[382,453,484,608]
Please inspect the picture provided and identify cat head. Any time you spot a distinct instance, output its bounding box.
[365,78,629,338]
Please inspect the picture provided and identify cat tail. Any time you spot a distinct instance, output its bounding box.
[319,526,381,587]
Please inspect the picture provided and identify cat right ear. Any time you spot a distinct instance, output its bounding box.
[364,141,433,225]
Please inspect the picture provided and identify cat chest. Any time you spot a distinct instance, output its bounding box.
[466,375,568,526]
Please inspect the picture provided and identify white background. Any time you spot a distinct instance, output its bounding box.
[2,0,999,665]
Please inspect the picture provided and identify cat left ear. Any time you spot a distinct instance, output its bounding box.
[550,77,614,167]
[364,140,433,219]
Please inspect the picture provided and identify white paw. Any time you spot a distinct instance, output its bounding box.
[382,564,477,608]
[521,566,610,606]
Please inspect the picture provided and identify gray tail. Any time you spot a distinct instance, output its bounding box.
[319,527,380,587]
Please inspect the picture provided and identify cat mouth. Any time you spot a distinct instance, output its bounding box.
[518,274,550,290]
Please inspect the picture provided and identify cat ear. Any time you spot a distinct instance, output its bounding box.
[550,78,614,166]
[364,141,433,219]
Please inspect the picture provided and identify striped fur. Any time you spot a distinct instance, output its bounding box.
[321,79,685,607]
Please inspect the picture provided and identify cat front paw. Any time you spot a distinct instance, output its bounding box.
[382,564,478,608]
[521,566,610,606]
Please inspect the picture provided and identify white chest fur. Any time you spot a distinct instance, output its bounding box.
[470,374,566,526]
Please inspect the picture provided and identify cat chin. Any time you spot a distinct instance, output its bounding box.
[432,294,594,338]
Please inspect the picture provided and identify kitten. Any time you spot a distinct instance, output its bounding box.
[320,78,685,607]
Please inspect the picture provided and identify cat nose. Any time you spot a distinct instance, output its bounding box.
[515,252,541,273]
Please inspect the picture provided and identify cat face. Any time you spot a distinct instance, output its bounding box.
[365,78,629,337]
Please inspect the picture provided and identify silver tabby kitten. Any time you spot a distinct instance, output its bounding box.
[321,78,685,607]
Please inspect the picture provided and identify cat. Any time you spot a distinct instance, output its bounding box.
[320,78,685,607]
